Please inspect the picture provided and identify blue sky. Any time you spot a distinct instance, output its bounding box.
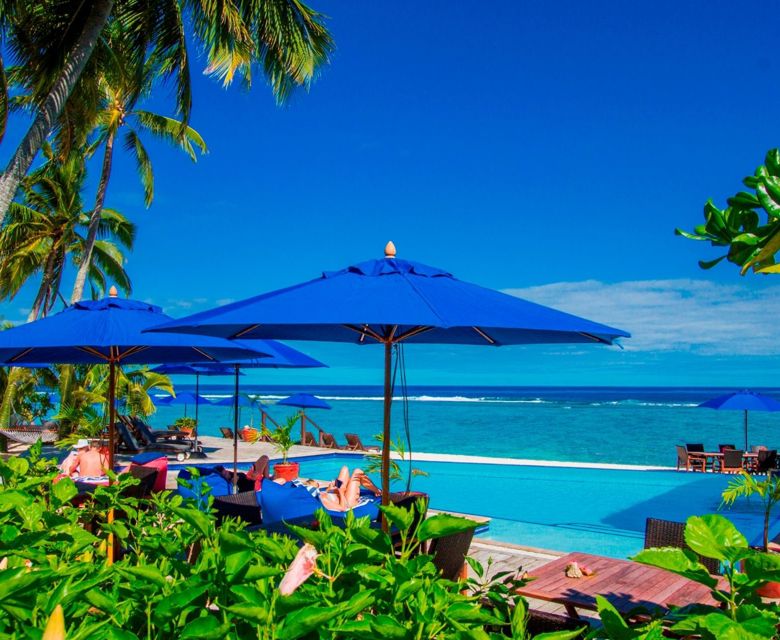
[3,0,780,387]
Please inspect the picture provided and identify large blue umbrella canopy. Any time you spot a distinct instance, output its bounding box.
[150,364,242,376]
[0,293,268,470]
[149,242,630,504]
[699,390,780,449]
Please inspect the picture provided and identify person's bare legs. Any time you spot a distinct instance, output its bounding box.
[352,469,381,496]
[319,491,347,511]
[336,465,350,487]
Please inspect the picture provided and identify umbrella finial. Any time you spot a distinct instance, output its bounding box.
[384,241,396,259]
[108,286,118,298]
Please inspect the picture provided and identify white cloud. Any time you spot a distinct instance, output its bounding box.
[503,279,780,355]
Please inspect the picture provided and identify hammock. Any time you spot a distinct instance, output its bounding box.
[0,427,58,444]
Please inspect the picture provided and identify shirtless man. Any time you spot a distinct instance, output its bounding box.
[61,439,108,477]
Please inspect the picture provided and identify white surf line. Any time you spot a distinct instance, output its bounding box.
[334,449,673,472]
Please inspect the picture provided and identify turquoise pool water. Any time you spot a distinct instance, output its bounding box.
[228,454,776,559]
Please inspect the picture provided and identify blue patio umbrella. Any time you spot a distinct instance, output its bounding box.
[278,393,331,442]
[149,242,630,505]
[0,290,268,471]
[699,390,780,450]
[156,391,213,416]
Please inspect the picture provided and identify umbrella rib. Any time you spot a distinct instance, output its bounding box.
[343,324,383,343]
[231,324,260,339]
[395,325,433,343]
[118,346,149,360]
[472,327,497,345]
[8,348,34,363]
[579,331,610,345]
[191,347,219,361]
[77,346,109,361]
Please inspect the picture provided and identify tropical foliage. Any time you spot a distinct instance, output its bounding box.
[0,444,585,639]
[677,148,780,274]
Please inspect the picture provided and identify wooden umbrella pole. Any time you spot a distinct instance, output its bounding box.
[300,410,306,444]
[745,410,749,451]
[381,340,393,530]
[106,358,117,565]
[232,364,239,494]
[194,372,199,441]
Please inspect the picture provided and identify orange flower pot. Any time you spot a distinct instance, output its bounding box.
[274,462,300,482]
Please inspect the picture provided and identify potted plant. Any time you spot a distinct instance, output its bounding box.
[270,415,299,481]
[722,470,780,597]
[172,416,196,436]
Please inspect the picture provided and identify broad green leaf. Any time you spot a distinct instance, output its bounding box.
[685,514,747,562]
[171,506,211,537]
[417,514,478,542]
[277,604,343,640]
[152,582,210,624]
[534,629,589,640]
[380,504,414,533]
[757,183,780,218]
[595,595,634,640]
[180,614,230,639]
[369,614,408,639]
[224,604,269,624]
[742,552,780,584]
[632,548,717,589]
[446,601,503,624]
[116,564,166,587]
[51,478,77,505]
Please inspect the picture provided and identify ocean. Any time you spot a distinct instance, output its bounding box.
[150,385,780,467]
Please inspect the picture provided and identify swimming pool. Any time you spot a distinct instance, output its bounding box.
[198,454,777,559]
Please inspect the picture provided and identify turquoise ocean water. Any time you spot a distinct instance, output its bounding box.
[152,386,780,467]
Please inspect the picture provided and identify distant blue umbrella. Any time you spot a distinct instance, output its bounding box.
[277,393,331,442]
[150,242,629,504]
[699,390,780,449]
[156,392,212,418]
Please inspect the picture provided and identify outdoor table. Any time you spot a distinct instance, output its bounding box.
[516,551,719,619]
[688,451,758,472]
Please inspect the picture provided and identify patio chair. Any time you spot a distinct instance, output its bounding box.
[345,433,380,452]
[301,431,317,446]
[320,432,342,449]
[644,518,720,575]
[428,528,476,581]
[756,449,778,474]
[685,443,705,452]
[676,445,704,472]
[721,449,745,473]
[718,443,736,453]
[219,427,234,439]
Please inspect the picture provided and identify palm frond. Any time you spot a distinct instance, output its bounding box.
[123,128,154,206]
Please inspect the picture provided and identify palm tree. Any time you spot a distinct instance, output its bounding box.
[0,0,334,223]
[70,33,207,303]
[0,145,135,319]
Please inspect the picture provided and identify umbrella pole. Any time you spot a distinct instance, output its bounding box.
[381,341,392,528]
[232,364,239,494]
[107,358,117,565]
[194,373,199,441]
[301,410,306,444]
[745,410,749,451]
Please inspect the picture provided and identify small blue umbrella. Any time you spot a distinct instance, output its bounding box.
[150,242,629,504]
[277,393,331,442]
[699,390,780,450]
[156,392,213,417]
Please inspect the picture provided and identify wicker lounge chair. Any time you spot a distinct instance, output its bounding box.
[676,445,704,472]
[429,528,475,581]
[219,427,234,439]
[320,432,341,449]
[345,433,380,452]
[721,449,744,473]
[213,491,262,525]
[685,443,704,452]
[526,610,587,635]
[644,517,720,574]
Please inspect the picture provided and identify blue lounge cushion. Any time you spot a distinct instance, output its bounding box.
[178,467,232,508]
[257,479,380,526]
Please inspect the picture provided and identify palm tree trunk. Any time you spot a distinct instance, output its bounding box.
[71,130,115,303]
[0,0,114,224]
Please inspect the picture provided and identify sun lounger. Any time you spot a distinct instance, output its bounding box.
[320,432,341,449]
[301,431,317,446]
[219,427,234,439]
[116,418,196,460]
[644,517,720,574]
[130,416,190,441]
[345,433,380,452]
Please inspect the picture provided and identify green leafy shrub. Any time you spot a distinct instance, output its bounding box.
[0,442,581,639]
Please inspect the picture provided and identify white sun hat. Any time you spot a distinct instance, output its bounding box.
[72,438,90,450]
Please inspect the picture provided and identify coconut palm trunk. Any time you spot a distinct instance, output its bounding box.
[0,0,114,223]
[71,131,115,303]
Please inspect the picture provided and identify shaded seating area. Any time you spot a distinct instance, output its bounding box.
[676,442,777,474]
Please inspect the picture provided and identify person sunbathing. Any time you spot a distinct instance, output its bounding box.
[317,466,380,512]
[61,439,108,478]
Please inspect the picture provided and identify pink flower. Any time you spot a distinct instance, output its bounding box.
[279,544,319,596]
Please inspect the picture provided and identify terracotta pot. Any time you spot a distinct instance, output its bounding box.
[273,462,300,482]
[757,581,780,599]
